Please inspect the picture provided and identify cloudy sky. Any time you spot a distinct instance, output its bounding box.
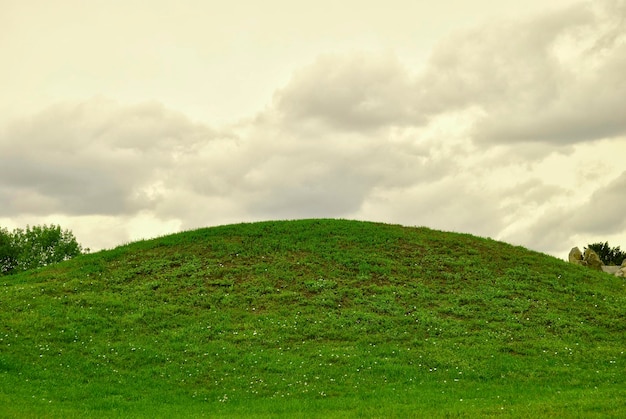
[1,0,625,259]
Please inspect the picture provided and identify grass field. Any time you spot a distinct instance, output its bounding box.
[1,219,625,417]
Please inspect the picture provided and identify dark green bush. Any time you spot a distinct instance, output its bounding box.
[586,241,626,266]
[0,227,18,274]
[0,224,83,275]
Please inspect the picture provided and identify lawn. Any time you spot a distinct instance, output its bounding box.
[1,219,624,417]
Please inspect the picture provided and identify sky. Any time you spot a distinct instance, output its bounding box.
[1,0,625,259]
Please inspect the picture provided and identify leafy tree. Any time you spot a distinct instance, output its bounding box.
[0,224,83,275]
[0,227,18,274]
[586,242,626,266]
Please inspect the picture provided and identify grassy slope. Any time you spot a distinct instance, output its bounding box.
[1,219,625,418]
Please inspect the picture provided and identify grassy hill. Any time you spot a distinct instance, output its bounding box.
[1,219,625,417]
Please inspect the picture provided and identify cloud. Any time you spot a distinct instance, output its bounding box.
[499,168,626,256]
[355,175,509,239]
[568,170,626,233]
[418,0,626,145]
[273,52,423,132]
[270,0,626,147]
[0,99,215,216]
[1,1,625,259]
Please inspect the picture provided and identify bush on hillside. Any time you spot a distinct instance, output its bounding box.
[0,224,83,275]
[586,241,626,266]
[0,227,18,274]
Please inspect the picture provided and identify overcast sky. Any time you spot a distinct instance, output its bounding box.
[1,0,625,259]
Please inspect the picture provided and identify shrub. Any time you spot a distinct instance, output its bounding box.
[586,242,626,266]
[0,227,18,274]
[0,224,83,275]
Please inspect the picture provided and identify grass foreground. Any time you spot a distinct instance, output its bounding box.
[1,219,625,417]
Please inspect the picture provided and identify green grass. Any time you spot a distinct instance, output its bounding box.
[1,219,625,417]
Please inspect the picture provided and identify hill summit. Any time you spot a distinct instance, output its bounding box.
[1,219,625,417]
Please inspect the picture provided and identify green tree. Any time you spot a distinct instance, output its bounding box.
[0,227,18,274]
[586,241,626,266]
[0,224,83,275]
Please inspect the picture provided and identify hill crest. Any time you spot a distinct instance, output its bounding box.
[2,219,625,417]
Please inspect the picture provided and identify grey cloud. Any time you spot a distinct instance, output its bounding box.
[228,123,461,220]
[0,99,215,216]
[1,97,460,226]
[246,167,370,218]
[421,5,591,109]
[270,1,626,147]
[501,179,568,210]
[0,160,134,215]
[503,170,626,255]
[6,1,624,257]
[507,209,574,256]
[355,174,510,240]
[568,170,626,233]
[241,149,382,218]
[273,53,423,132]
[418,0,626,145]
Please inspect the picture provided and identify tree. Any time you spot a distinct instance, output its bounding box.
[586,242,626,266]
[0,224,83,275]
[0,227,18,274]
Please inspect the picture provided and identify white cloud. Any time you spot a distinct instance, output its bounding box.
[418,0,626,144]
[1,1,625,259]
[0,99,215,217]
[273,52,422,132]
[569,170,626,233]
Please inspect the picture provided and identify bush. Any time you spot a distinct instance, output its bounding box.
[0,227,18,274]
[0,224,83,275]
[586,242,626,266]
